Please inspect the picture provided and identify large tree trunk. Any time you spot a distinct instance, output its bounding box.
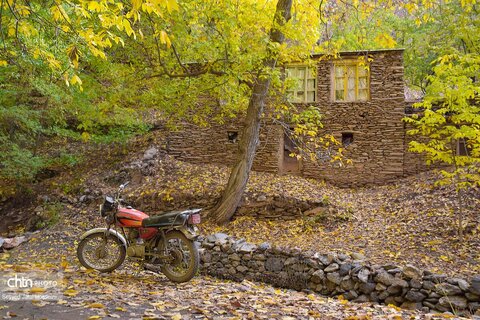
[210,0,292,224]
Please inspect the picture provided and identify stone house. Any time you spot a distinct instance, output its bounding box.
[166,49,430,187]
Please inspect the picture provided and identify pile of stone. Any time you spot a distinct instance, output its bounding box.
[235,195,328,220]
[199,233,480,316]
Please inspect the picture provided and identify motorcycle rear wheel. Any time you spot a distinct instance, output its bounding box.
[159,231,199,283]
[77,232,126,273]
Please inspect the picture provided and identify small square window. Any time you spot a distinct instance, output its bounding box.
[227,131,238,143]
[333,61,370,102]
[285,65,316,103]
[342,133,354,146]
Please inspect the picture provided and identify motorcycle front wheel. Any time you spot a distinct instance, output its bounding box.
[77,232,126,273]
[159,231,199,283]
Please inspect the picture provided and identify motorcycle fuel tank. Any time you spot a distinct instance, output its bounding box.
[116,207,149,228]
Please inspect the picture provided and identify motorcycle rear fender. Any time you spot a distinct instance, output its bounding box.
[80,228,127,247]
[177,226,199,240]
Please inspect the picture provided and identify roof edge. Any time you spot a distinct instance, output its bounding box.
[312,48,404,58]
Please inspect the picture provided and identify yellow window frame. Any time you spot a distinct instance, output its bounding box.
[332,61,370,102]
[285,65,317,103]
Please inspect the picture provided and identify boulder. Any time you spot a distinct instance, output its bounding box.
[410,279,422,289]
[435,283,463,296]
[403,264,422,280]
[238,243,257,253]
[340,278,355,291]
[405,290,427,302]
[3,236,26,249]
[343,290,359,300]
[339,263,352,276]
[391,278,409,288]
[357,268,370,283]
[143,147,158,160]
[454,279,470,292]
[229,253,241,261]
[439,296,468,310]
[310,270,325,284]
[471,276,480,295]
[324,263,339,273]
[236,265,248,273]
[258,242,271,251]
[316,253,333,266]
[326,272,341,285]
[375,271,396,286]
[358,282,376,294]
[351,252,366,261]
[206,233,229,243]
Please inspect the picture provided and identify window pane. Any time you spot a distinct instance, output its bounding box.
[347,66,355,77]
[297,68,305,79]
[297,79,305,90]
[358,89,368,100]
[308,68,316,79]
[347,89,355,100]
[307,91,315,102]
[307,79,316,90]
[297,91,304,101]
[348,77,355,90]
[335,78,344,90]
[358,77,367,89]
[358,67,368,77]
[335,90,344,100]
[335,66,344,77]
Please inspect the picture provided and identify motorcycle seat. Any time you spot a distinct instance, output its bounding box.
[142,209,201,228]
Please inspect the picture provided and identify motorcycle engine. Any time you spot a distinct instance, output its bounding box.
[127,245,145,258]
[126,229,145,257]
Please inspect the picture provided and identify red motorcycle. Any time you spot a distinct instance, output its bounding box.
[76,182,201,282]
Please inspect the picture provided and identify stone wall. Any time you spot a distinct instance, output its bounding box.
[167,122,282,174]
[301,50,407,186]
[199,233,480,316]
[236,195,328,220]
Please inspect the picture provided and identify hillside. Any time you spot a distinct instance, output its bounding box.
[1,138,479,279]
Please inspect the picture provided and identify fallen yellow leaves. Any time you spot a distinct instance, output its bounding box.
[63,288,79,296]
[29,287,47,293]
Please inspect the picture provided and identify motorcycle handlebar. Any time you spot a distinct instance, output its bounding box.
[119,181,130,190]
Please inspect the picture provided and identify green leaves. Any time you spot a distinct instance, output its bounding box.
[405,52,480,192]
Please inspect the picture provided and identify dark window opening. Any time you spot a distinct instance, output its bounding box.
[342,132,354,146]
[227,131,238,143]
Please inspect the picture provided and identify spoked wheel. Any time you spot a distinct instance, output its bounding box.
[77,232,126,273]
[159,231,199,283]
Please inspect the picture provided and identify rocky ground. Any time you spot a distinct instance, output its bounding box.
[2,139,480,276]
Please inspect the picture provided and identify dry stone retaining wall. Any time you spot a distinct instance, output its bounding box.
[199,233,480,316]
